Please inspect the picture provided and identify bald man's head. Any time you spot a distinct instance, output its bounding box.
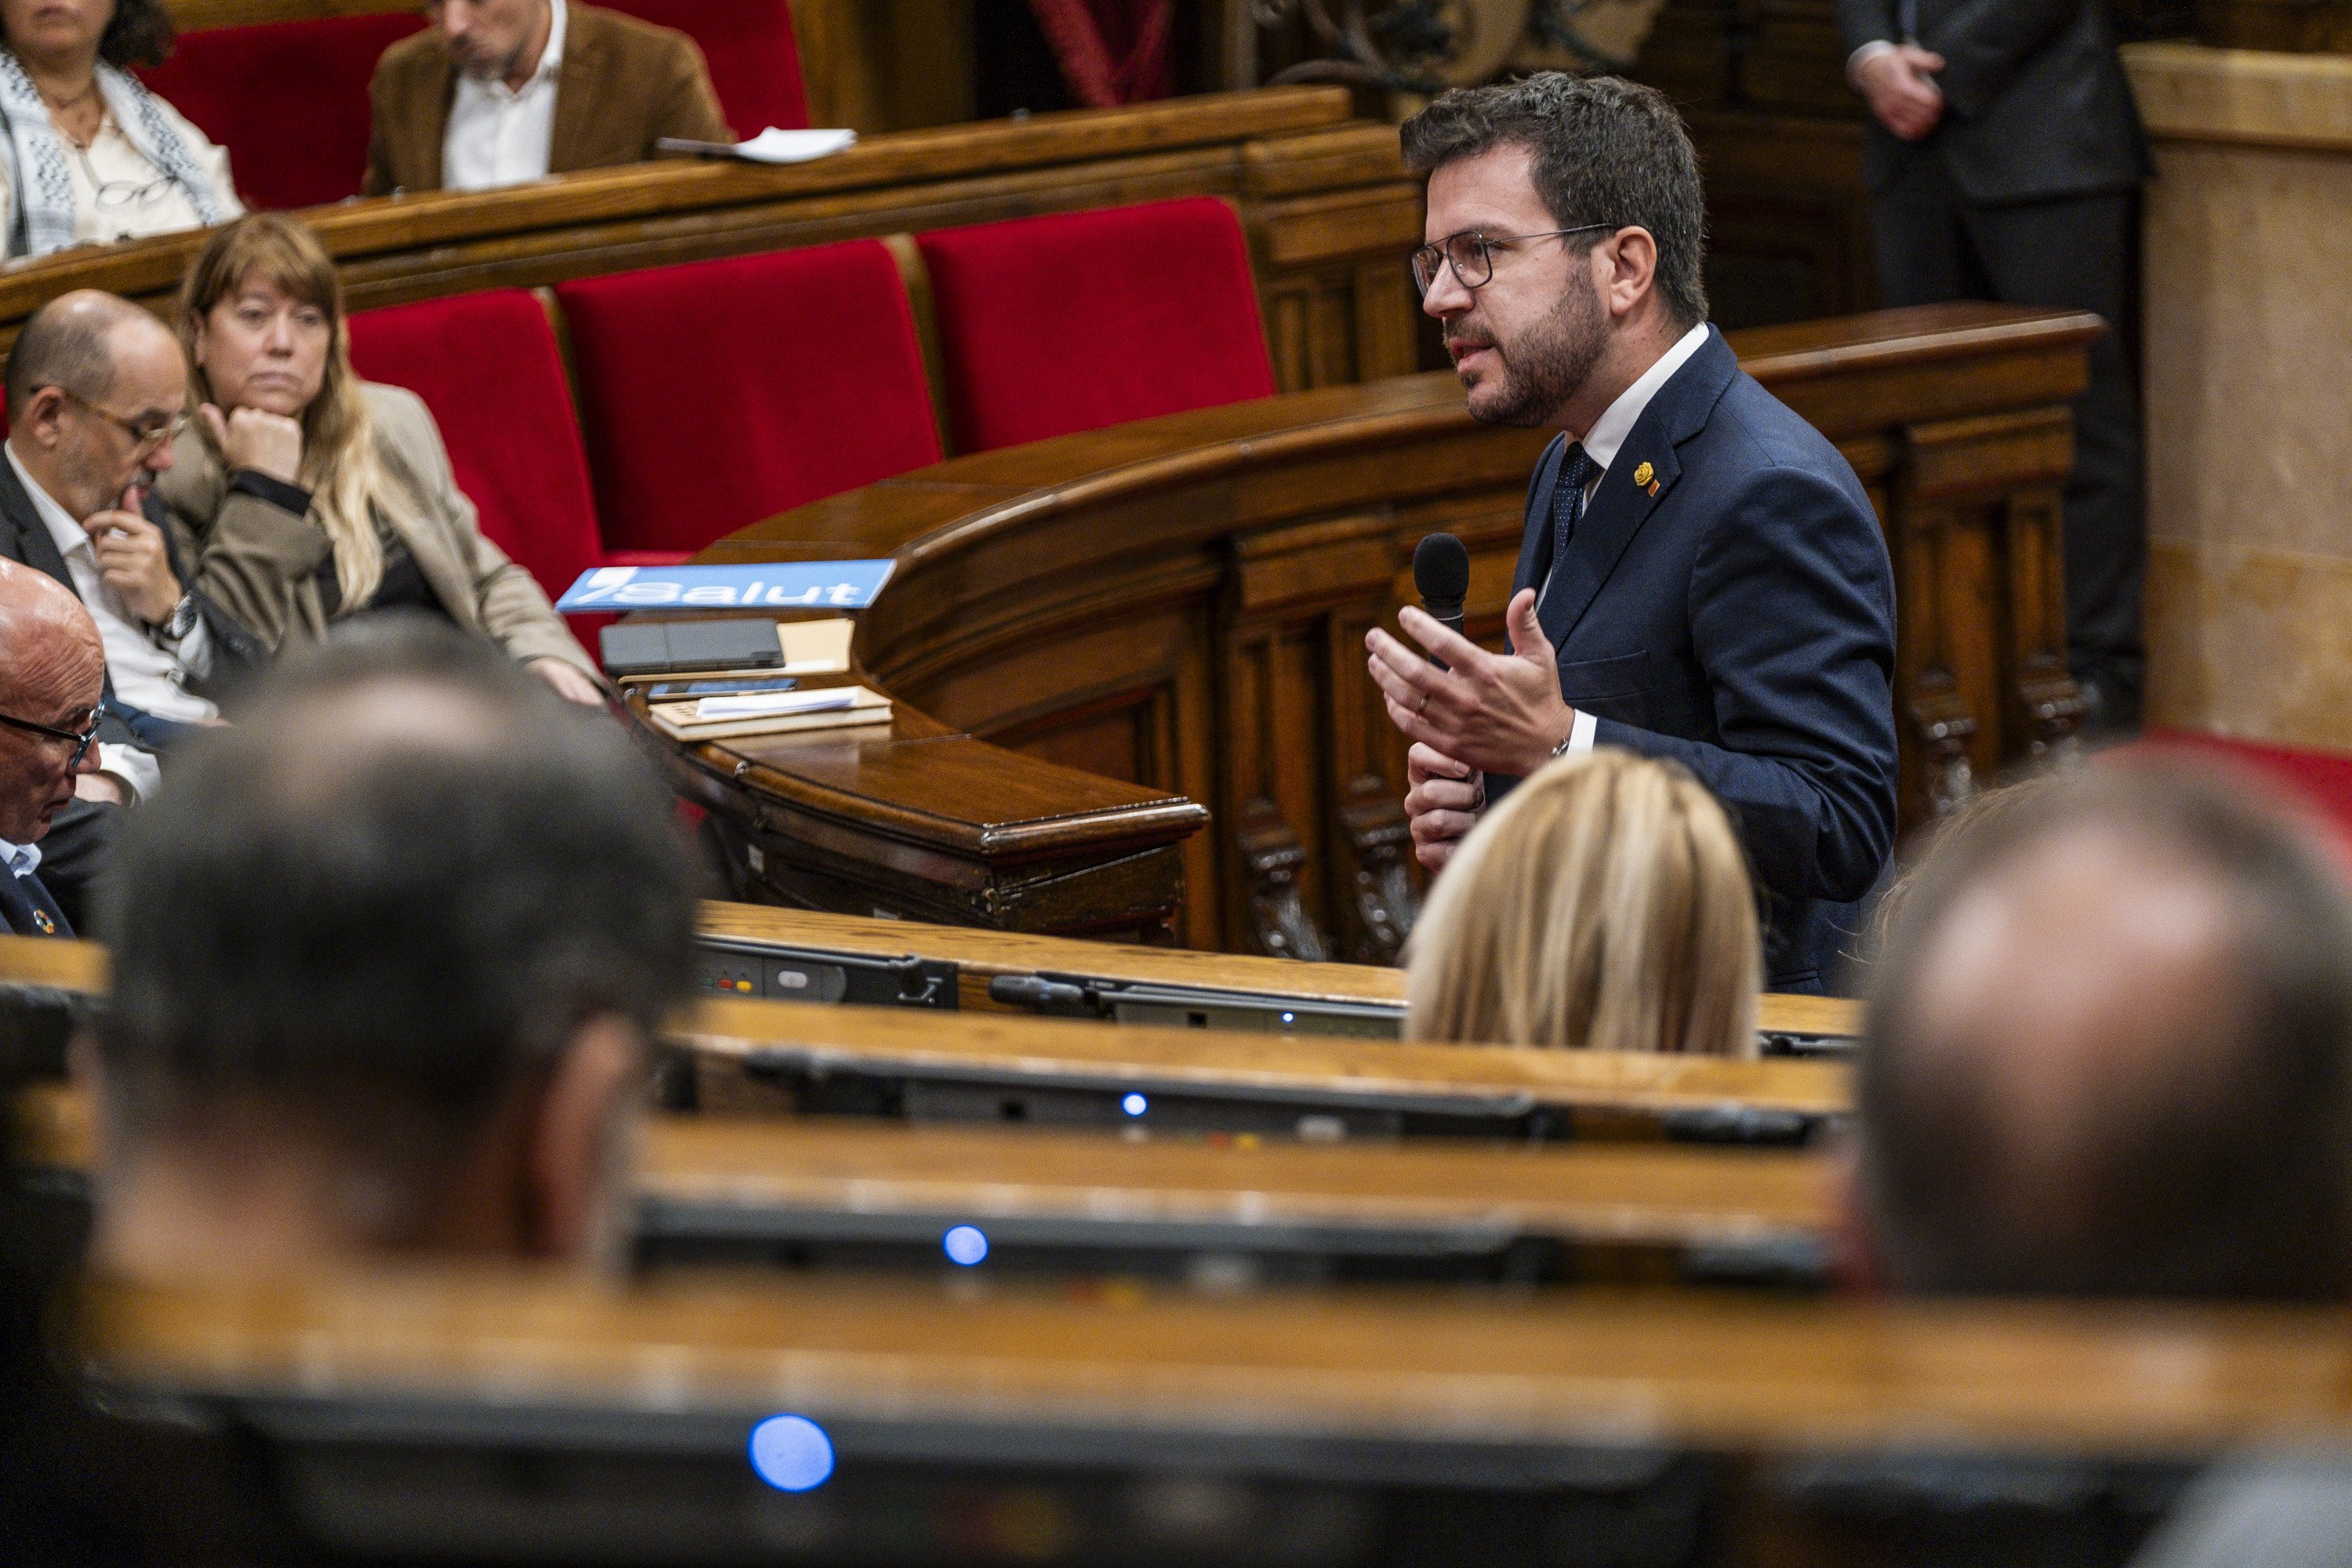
[5,290,164,421]
[0,558,103,845]
[1859,767,2352,1301]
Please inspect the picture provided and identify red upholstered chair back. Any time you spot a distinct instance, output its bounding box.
[554,240,941,559]
[345,290,605,602]
[140,13,426,210]
[599,0,809,135]
[915,197,1276,452]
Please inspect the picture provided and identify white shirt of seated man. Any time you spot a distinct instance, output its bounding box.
[444,0,568,193]
[1,297,220,807]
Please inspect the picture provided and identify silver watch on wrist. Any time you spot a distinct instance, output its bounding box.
[158,593,198,641]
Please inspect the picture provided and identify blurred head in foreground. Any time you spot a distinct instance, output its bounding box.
[1406,747,1760,1055]
[85,617,697,1279]
[1857,764,2352,1298]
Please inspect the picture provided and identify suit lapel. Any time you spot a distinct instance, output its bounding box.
[547,8,606,174]
[413,53,456,192]
[0,452,80,591]
[1537,328,1739,647]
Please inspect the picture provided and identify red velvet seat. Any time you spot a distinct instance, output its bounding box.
[554,241,942,561]
[345,290,605,604]
[601,0,809,135]
[140,13,426,210]
[915,197,1276,452]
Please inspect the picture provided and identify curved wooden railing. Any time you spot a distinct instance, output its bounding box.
[0,85,1421,397]
[641,302,2100,952]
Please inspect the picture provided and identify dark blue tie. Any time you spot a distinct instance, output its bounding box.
[1552,442,1600,569]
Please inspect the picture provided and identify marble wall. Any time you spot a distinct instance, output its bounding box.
[2129,44,2352,750]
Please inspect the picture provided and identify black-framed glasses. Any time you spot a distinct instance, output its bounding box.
[0,705,102,768]
[53,387,187,456]
[1410,224,1624,297]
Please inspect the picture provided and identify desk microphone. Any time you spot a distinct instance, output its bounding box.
[1412,532,1469,669]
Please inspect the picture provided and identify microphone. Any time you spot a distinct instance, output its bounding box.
[1412,532,1469,669]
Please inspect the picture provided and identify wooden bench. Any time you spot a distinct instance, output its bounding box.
[0,930,1853,1140]
[81,1264,2352,1563]
[17,1080,1834,1283]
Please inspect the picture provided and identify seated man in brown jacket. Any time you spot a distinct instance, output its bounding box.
[363,0,729,196]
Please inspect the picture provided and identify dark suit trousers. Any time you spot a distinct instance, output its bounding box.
[1871,154,2146,728]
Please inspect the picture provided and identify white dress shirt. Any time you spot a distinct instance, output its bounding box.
[444,0,567,193]
[1547,319,1712,759]
[6,442,216,800]
[0,100,243,260]
[0,835,38,879]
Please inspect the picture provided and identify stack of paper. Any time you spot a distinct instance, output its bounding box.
[644,683,891,742]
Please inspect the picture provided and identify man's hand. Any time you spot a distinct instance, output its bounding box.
[528,657,608,707]
[201,401,304,485]
[1365,589,1573,779]
[84,504,183,626]
[1403,742,1484,873]
[1853,44,1945,140]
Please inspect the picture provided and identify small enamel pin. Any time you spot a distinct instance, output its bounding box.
[31,909,54,935]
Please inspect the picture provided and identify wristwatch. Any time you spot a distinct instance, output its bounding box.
[158,593,199,641]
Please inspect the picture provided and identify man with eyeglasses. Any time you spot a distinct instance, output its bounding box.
[1363,74,1898,994]
[0,558,106,938]
[0,290,262,927]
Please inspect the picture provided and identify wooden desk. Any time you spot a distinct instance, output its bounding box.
[699,901,1863,1044]
[684,996,1850,1142]
[665,306,2099,949]
[79,1266,2352,1563]
[637,1117,1832,1281]
[20,1080,1830,1279]
[0,920,1866,1042]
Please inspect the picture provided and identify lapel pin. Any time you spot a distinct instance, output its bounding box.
[1632,461,1654,488]
[1647,480,1661,497]
[31,909,54,935]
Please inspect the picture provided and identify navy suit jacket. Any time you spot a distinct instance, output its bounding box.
[1498,326,1898,992]
[0,864,71,938]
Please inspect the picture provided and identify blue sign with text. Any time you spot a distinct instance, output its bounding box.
[555,560,895,613]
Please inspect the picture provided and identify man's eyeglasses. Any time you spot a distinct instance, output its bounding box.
[0,706,103,769]
[1410,224,1624,297]
[53,387,188,456]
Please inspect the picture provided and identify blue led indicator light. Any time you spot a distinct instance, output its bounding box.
[1120,1091,1149,1117]
[1280,1011,1295,1025]
[749,1414,836,1492]
[943,1224,989,1266]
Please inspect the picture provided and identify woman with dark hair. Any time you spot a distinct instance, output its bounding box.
[0,0,241,260]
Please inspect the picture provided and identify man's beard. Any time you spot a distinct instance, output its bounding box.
[1454,276,1606,429]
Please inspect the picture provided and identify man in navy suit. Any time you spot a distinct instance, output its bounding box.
[1367,74,1898,993]
[0,557,107,939]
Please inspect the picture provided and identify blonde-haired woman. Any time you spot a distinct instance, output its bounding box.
[1405,747,1762,1056]
[154,212,601,704]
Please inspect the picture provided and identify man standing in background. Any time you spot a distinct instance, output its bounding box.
[1838,0,2152,734]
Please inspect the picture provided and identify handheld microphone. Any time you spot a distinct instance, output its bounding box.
[1411,532,1470,670]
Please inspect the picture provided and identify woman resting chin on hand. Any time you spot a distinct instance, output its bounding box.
[151,212,605,707]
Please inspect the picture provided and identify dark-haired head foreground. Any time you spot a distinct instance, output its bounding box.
[1856,764,2352,1300]
[84,616,698,1279]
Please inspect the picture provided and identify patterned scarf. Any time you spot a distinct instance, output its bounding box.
[0,49,227,259]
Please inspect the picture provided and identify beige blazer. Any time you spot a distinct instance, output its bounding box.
[155,382,597,678]
[361,3,729,197]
